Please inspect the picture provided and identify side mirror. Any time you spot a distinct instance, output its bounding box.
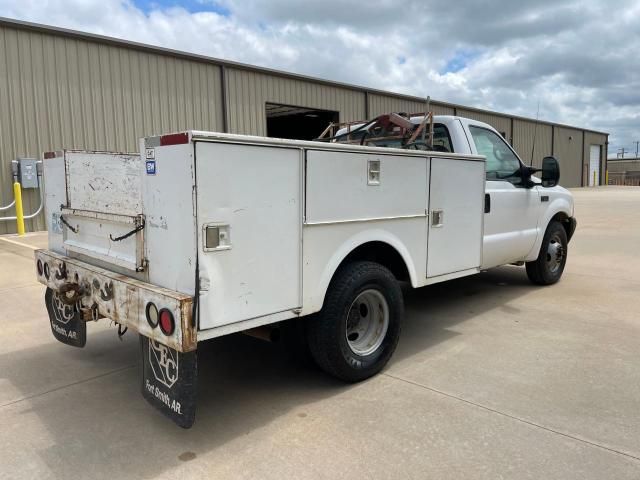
[541,156,560,188]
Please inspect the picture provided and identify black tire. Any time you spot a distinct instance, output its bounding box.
[306,261,403,382]
[526,220,568,285]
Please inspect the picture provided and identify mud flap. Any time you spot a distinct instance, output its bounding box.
[45,288,87,348]
[140,335,197,428]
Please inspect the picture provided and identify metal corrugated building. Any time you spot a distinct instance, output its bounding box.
[0,17,609,234]
[607,157,640,185]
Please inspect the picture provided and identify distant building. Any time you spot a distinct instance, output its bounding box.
[0,17,609,234]
[607,157,640,185]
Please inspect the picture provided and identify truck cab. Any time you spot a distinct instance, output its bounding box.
[436,116,575,270]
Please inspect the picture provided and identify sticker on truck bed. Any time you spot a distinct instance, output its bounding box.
[145,160,156,175]
[140,335,197,428]
[45,288,87,348]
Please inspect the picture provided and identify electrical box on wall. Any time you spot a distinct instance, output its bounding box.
[15,158,40,189]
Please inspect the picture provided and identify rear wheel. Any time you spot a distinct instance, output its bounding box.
[307,261,403,382]
[526,221,568,285]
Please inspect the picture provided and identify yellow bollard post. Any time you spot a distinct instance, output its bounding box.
[605,170,609,185]
[13,182,25,236]
[593,170,596,187]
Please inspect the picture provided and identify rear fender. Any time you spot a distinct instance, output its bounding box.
[309,229,418,313]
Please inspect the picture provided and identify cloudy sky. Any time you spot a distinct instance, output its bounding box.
[1,0,638,157]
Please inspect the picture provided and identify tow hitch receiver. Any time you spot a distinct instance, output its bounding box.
[45,288,87,348]
[140,335,197,428]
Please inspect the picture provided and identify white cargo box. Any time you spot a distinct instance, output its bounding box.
[142,132,485,336]
[41,134,484,339]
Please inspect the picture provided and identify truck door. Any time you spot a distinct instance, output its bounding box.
[467,125,541,268]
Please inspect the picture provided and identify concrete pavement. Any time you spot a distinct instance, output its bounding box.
[0,187,639,479]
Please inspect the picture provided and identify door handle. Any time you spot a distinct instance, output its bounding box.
[431,210,444,227]
[484,193,491,213]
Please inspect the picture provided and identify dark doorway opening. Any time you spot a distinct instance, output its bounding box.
[266,103,339,141]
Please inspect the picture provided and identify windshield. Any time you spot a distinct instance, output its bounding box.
[468,125,522,183]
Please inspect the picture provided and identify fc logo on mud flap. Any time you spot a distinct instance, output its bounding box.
[52,294,76,325]
[149,339,179,388]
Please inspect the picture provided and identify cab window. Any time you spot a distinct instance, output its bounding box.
[333,122,454,153]
[469,125,522,184]
[370,123,454,152]
[428,124,454,153]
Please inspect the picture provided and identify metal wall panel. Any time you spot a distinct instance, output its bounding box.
[512,119,553,168]
[368,94,426,117]
[367,95,455,118]
[456,108,512,141]
[607,159,640,173]
[0,25,223,233]
[225,68,366,135]
[583,131,608,185]
[430,103,456,116]
[553,126,583,188]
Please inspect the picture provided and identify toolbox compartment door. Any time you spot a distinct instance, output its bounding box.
[58,151,145,272]
[195,141,302,329]
[65,151,142,216]
[426,157,485,277]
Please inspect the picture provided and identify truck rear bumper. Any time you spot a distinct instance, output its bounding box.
[34,249,196,352]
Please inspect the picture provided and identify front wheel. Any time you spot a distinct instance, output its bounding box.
[307,261,403,382]
[526,220,568,285]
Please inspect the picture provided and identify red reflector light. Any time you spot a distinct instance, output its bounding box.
[158,309,175,336]
[160,132,189,146]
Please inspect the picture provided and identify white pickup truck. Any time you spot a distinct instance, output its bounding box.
[34,114,576,427]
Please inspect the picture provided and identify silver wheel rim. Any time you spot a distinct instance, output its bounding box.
[346,289,389,356]
[546,233,565,274]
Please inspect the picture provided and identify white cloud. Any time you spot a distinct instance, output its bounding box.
[1,0,638,155]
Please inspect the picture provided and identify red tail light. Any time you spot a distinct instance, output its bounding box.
[158,309,175,336]
[160,132,189,146]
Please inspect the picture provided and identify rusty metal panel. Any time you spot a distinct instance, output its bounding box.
[35,248,196,352]
[553,126,583,188]
[456,108,512,141]
[0,24,223,234]
[512,119,553,168]
[225,68,366,135]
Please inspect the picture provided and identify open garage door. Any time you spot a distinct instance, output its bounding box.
[266,103,338,140]
[589,145,601,186]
